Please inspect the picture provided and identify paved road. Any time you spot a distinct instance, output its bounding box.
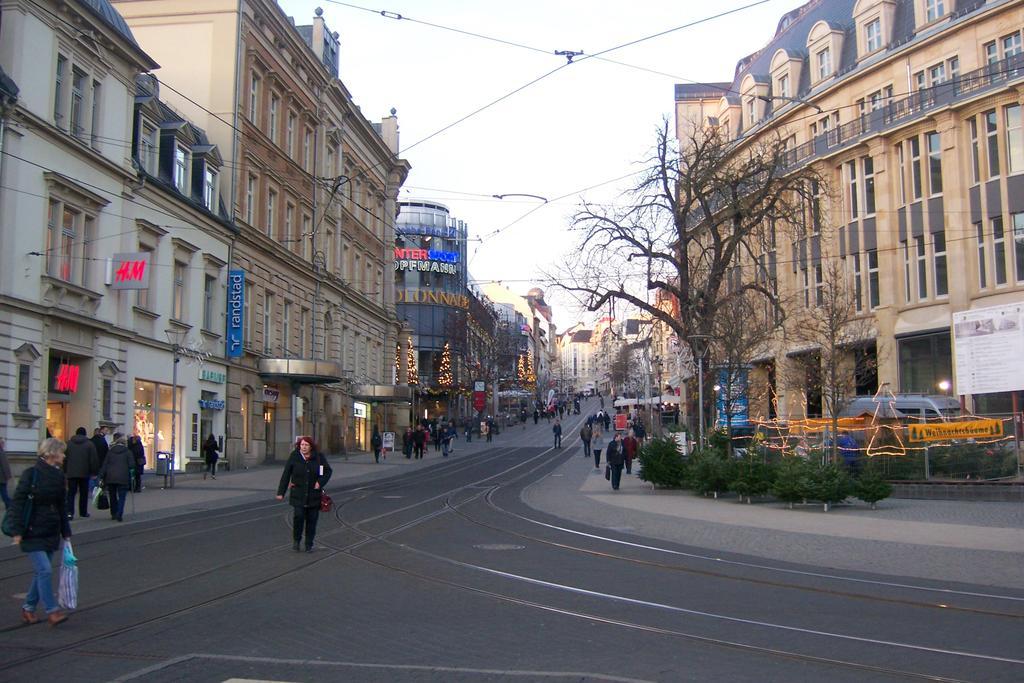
[2,404,1022,682]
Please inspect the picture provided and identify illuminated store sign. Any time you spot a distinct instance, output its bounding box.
[394,248,458,263]
[397,225,459,239]
[54,363,81,393]
[395,260,458,275]
[109,252,152,290]
[396,289,470,309]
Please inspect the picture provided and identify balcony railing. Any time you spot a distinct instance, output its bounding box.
[782,52,1024,170]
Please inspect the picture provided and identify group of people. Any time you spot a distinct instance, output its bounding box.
[579,414,646,491]
[61,426,146,523]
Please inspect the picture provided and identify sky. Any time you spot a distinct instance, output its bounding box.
[277,0,805,330]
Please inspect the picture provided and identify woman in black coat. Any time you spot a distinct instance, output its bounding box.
[605,433,626,491]
[9,438,72,626]
[276,436,332,552]
[202,434,220,480]
[99,436,134,522]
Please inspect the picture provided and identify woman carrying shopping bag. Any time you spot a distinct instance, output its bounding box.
[7,438,72,626]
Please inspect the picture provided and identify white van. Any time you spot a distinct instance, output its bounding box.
[838,394,961,421]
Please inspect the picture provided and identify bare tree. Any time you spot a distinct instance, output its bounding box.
[554,120,819,367]
[784,258,879,462]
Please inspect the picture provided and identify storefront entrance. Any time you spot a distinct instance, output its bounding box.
[45,401,69,441]
[133,379,181,470]
[264,404,277,460]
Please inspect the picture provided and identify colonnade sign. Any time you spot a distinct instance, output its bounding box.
[952,302,1024,395]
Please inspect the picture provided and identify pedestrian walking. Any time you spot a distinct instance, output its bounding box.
[580,421,592,460]
[552,419,562,448]
[486,417,495,442]
[276,436,332,553]
[9,437,72,627]
[441,423,453,457]
[91,426,109,469]
[431,421,442,452]
[623,431,638,475]
[464,418,473,443]
[371,426,383,463]
[837,431,861,476]
[202,434,220,479]
[606,433,625,490]
[520,408,528,428]
[533,409,539,425]
[603,411,611,431]
[591,426,605,470]
[98,435,134,522]
[413,425,426,459]
[633,421,646,447]
[63,427,98,520]
[403,427,414,459]
[128,435,146,492]
[0,438,11,509]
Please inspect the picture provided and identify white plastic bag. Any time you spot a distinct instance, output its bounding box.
[58,540,78,610]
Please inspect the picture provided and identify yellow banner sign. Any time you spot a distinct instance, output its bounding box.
[907,419,1004,442]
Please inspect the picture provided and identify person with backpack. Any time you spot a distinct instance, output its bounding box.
[276,436,332,553]
[580,421,593,460]
[202,434,220,479]
[371,426,383,463]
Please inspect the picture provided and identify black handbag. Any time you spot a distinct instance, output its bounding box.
[96,491,110,510]
[604,465,611,481]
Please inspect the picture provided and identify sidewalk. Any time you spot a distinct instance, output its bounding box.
[524,450,1024,589]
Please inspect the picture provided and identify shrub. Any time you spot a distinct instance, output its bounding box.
[729,451,773,503]
[637,436,688,488]
[854,463,893,509]
[771,457,814,509]
[688,448,733,497]
[809,462,854,511]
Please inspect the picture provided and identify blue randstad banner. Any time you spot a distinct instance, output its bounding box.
[715,367,750,429]
[226,270,245,358]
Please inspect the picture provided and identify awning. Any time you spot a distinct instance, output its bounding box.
[351,384,413,402]
[258,359,343,385]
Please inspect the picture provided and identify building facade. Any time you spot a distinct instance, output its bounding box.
[112,0,410,462]
[0,0,235,469]
[677,0,1024,420]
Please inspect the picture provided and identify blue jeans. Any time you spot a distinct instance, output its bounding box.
[0,481,10,508]
[23,550,58,614]
[108,484,128,519]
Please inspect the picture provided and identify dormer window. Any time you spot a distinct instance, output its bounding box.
[925,0,944,22]
[746,98,757,125]
[778,74,790,99]
[203,167,218,210]
[174,145,190,193]
[865,19,881,52]
[816,48,832,81]
[139,122,158,174]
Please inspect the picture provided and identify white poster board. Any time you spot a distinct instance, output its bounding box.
[382,432,395,452]
[953,302,1024,395]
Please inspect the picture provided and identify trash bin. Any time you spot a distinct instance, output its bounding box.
[155,451,172,475]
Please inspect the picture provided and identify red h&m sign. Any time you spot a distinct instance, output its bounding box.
[109,252,152,290]
[54,363,81,393]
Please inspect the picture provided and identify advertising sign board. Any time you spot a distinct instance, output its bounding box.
[109,252,152,290]
[907,419,1003,442]
[953,302,1024,395]
[614,413,628,431]
[226,270,245,358]
[382,432,395,451]
[715,367,750,429]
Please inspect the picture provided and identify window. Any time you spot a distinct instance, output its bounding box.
[985,110,1000,178]
[778,74,789,99]
[174,145,189,193]
[847,160,859,219]
[246,175,256,225]
[70,67,86,137]
[852,253,864,311]
[1006,105,1023,174]
[54,55,67,123]
[928,62,946,85]
[863,156,875,215]
[925,0,944,22]
[136,244,154,309]
[933,232,947,297]
[285,202,294,243]
[17,364,31,413]
[1002,32,1022,58]
[302,215,311,259]
[244,280,253,346]
[286,112,296,156]
[816,47,831,81]
[992,216,1007,285]
[45,198,93,287]
[916,235,927,299]
[814,264,824,306]
[203,274,216,330]
[865,19,881,52]
[948,56,960,80]
[102,378,112,421]
[867,249,880,309]
[203,167,217,210]
[303,129,312,171]
[745,97,756,126]
[269,94,279,143]
[173,261,187,320]
[267,189,276,238]
[896,142,906,204]
[283,301,292,355]
[300,308,309,356]
[976,222,987,289]
[90,80,101,147]
[263,292,274,354]
[926,131,942,195]
[909,137,922,200]
[140,124,158,174]
[249,73,260,123]
[969,118,980,184]
[985,41,998,65]
[903,240,913,302]
[1014,212,1024,283]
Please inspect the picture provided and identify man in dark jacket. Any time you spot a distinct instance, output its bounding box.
[64,427,98,519]
[276,436,332,552]
[99,435,135,522]
[128,435,146,491]
[580,422,592,460]
[606,433,625,490]
[91,426,109,468]
[552,419,562,448]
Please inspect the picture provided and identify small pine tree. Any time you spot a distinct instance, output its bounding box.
[854,462,893,509]
[688,448,733,498]
[637,436,688,488]
[810,462,854,511]
[772,457,813,509]
[729,451,773,504]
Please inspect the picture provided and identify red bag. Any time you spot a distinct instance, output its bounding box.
[320,491,333,512]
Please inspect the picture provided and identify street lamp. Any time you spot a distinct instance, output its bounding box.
[164,328,187,489]
[937,379,951,394]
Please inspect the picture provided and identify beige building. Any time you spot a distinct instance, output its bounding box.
[112,0,410,463]
[677,0,1024,421]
